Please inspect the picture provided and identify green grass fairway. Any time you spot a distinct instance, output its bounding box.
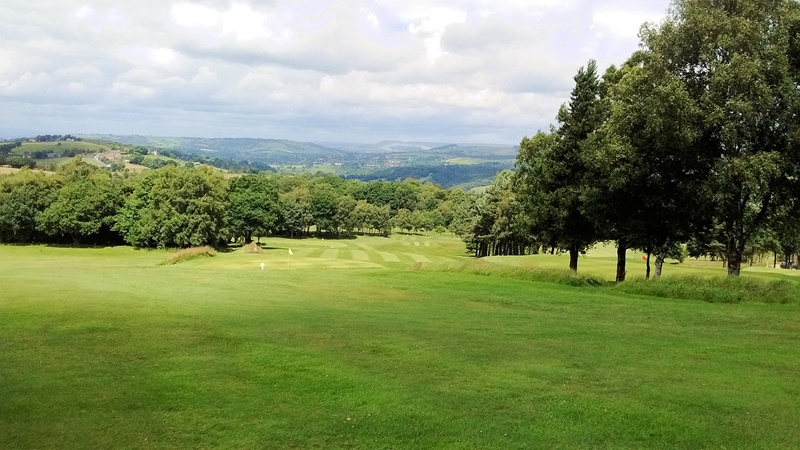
[1,238,800,448]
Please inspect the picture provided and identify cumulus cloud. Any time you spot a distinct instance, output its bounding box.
[0,0,669,143]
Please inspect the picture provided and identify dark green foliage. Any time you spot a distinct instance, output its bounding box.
[391,181,420,212]
[35,159,123,245]
[0,165,492,246]
[466,171,535,257]
[310,183,339,233]
[335,195,358,235]
[5,155,36,169]
[642,0,800,275]
[515,61,605,272]
[0,170,57,242]
[226,175,279,242]
[0,141,21,155]
[115,166,227,248]
[32,134,80,142]
[584,54,705,280]
[278,197,310,238]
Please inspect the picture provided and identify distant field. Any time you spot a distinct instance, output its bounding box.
[14,141,110,155]
[445,157,484,165]
[276,163,342,174]
[0,166,54,175]
[1,235,799,448]
[142,154,180,163]
[32,157,74,166]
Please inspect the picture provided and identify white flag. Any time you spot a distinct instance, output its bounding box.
[288,248,294,256]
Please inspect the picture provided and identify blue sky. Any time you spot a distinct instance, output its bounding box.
[0,0,670,143]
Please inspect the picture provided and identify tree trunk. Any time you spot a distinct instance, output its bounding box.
[645,250,652,280]
[654,254,666,279]
[726,236,745,276]
[616,239,627,282]
[774,251,777,269]
[569,245,579,272]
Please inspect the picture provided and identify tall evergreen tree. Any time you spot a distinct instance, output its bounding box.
[516,60,605,271]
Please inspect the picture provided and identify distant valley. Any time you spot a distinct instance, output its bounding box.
[83,134,518,189]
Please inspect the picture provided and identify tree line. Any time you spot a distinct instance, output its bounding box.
[0,158,477,248]
[467,0,800,279]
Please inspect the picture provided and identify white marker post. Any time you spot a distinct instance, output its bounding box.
[260,262,265,270]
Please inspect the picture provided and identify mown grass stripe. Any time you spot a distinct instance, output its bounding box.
[349,250,370,261]
[378,252,401,263]
[321,249,340,260]
[404,253,432,263]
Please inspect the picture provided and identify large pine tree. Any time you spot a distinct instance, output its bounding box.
[516,60,604,271]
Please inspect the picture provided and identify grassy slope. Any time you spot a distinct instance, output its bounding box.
[0,167,55,176]
[1,238,799,448]
[14,141,110,155]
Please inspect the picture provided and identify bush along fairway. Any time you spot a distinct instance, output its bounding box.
[1,237,800,449]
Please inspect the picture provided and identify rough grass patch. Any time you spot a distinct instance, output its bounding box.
[411,260,606,287]
[161,246,217,265]
[412,260,799,304]
[613,275,799,304]
[242,242,264,254]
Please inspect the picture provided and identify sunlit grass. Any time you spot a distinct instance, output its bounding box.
[1,238,799,448]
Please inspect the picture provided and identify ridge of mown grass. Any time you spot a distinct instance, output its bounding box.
[160,246,217,265]
[413,260,800,304]
[410,260,606,287]
[613,275,799,304]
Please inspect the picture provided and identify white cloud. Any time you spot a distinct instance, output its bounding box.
[593,8,664,38]
[171,3,220,29]
[74,5,94,19]
[0,0,670,143]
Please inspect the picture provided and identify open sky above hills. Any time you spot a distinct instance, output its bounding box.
[1,0,668,143]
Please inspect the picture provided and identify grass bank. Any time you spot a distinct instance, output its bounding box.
[415,259,800,304]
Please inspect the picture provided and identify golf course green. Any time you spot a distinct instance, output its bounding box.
[1,235,799,448]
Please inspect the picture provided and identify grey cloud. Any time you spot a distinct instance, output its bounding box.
[0,0,672,143]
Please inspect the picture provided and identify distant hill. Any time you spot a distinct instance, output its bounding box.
[83,135,348,165]
[81,134,519,187]
[319,141,518,159]
[345,162,512,189]
[84,135,517,164]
